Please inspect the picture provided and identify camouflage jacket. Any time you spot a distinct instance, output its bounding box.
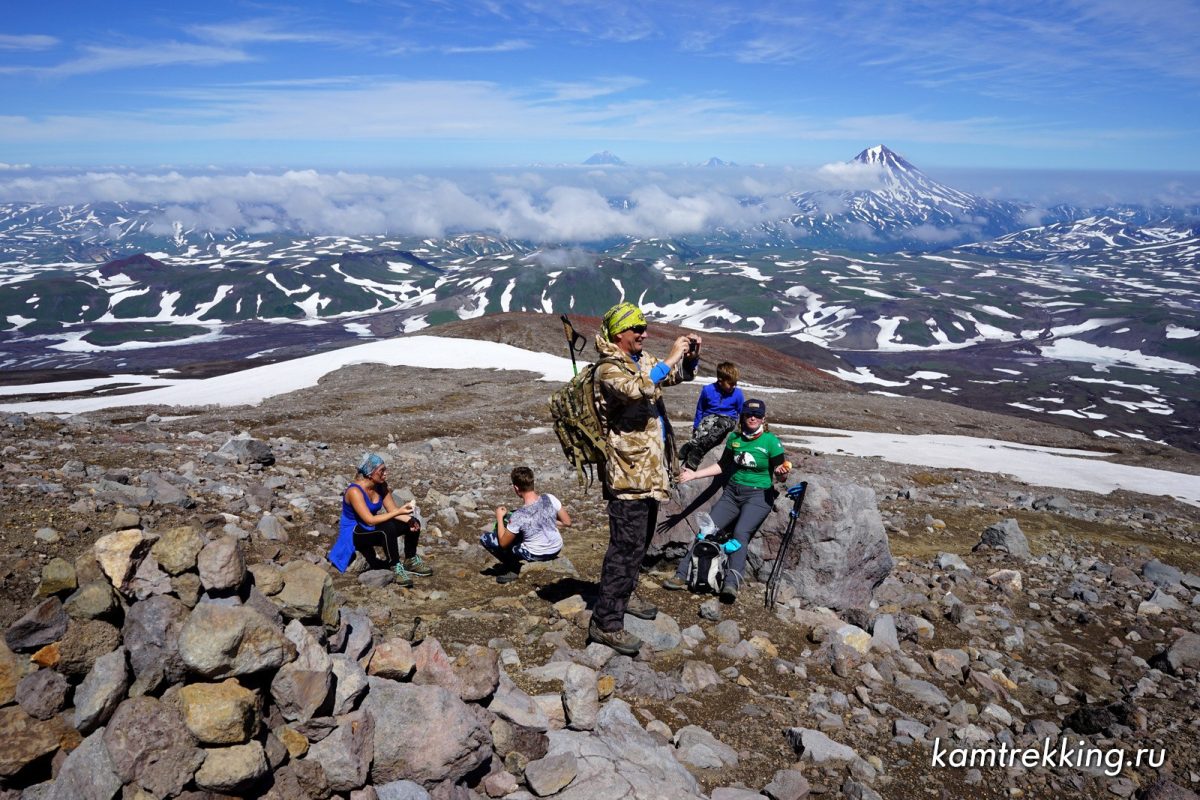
[593,334,691,501]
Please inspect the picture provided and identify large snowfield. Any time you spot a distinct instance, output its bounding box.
[2,335,1197,507]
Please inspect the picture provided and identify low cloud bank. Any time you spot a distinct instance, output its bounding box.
[0,167,822,241]
[1,164,1193,242]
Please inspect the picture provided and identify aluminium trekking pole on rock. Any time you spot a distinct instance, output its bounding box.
[765,481,808,609]
[560,314,586,376]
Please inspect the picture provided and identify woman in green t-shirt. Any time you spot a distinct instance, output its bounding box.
[664,398,791,603]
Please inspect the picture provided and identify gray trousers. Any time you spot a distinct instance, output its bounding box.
[676,482,774,588]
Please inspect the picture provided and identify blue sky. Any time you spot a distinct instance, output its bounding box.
[3,0,1199,174]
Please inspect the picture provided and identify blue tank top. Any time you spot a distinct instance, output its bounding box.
[329,484,384,572]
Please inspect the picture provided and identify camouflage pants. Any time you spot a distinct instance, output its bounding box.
[593,498,659,632]
[678,414,737,470]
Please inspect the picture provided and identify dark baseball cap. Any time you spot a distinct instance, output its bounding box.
[743,399,767,418]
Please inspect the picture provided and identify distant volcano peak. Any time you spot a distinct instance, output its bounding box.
[853,144,915,171]
[583,150,627,166]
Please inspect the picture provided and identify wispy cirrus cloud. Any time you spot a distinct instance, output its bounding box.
[0,78,1170,156]
[187,18,369,47]
[0,34,58,51]
[442,39,532,54]
[0,42,251,78]
[674,0,1200,96]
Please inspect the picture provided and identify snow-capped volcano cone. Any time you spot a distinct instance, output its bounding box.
[853,144,916,170]
[780,144,1027,247]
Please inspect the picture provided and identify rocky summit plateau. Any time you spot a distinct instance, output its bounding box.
[1,314,1199,800]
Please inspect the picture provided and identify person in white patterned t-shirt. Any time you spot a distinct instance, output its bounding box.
[480,466,572,584]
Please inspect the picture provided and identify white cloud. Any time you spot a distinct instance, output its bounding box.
[0,34,58,51]
[7,42,252,78]
[815,161,885,190]
[0,168,797,241]
[442,39,532,54]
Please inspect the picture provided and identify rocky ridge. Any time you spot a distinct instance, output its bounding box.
[0,346,1199,799]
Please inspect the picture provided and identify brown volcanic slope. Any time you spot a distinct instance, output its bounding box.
[430,312,851,393]
[428,313,1199,475]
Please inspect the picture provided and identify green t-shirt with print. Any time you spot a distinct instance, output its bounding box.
[723,429,785,489]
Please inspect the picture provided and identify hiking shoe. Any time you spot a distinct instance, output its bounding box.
[625,594,658,620]
[661,576,687,591]
[393,563,414,588]
[587,622,642,656]
[496,569,521,584]
[402,555,433,577]
[719,582,738,604]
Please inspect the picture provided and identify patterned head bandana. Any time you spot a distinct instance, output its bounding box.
[357,452,385,477]
[602,302,647,340]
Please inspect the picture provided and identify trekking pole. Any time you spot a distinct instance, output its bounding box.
[560,314,587,376]
[765,481,808,609]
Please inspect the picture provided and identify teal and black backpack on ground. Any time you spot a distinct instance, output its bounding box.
[686,536,727,594]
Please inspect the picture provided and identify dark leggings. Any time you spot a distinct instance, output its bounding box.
[353,517,421,568]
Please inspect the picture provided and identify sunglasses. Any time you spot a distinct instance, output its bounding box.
[628,325,647,334]
[744,413,764,419]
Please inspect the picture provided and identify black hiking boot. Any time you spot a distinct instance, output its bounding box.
[587,622,642,656]
[719,581,738,604]
[625,593,658,620]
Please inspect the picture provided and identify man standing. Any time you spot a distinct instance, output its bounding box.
[588,302,700,656]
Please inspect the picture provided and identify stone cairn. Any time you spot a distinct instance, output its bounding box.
[1,526,642,800]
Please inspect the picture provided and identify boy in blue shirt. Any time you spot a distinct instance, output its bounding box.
[678,361,745,470]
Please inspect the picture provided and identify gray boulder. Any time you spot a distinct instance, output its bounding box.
[490,671,551,730]
[5,597,69,652]
[674,725,738,768]
[257,513,289,542]
[654,478,893,611]
[197,536,247,592]
[767,479,893,610]
[63,581,119,621]
[102,696,205,797]
[1142,559,1184,588]
[1164,632,1200,674]
[975,518,1031,559]
[524,752,578,796]
[362,677,491,788]
[45,731,123,800]
[194,741,269,793]
[218,435,276,466]
[330,653,370,715]
[307,709,375,792]
[271,620,334,722]
[74,646,129,734]
[563,664,600,731]
[376,781,433,800]
[16,669,70,720]
[624,612,683,652]
[541,699,704,799]
[275,561,338,625]
[122,594,190,687]
[178,604,296,678]
[784,727,863,765]
[763,769,811,800]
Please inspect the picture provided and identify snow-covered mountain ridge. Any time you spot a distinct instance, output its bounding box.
[1,147,1196,451]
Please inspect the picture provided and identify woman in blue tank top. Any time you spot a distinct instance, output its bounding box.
[328,453,432,585]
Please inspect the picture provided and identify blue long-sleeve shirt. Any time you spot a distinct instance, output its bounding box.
[693,382,745,429]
